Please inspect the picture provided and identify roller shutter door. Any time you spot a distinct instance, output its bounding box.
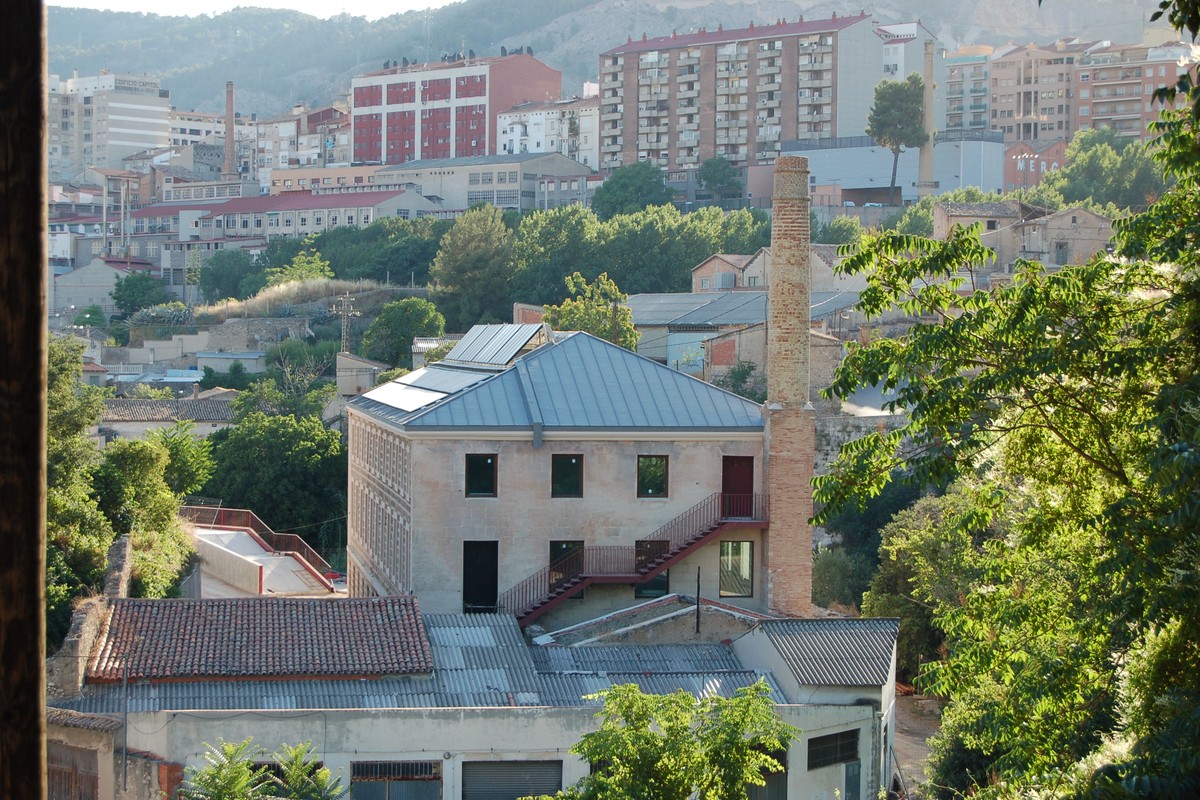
[461,760,562,800]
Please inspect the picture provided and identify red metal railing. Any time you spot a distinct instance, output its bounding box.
[496,493,767,618]
[180,505,335,590]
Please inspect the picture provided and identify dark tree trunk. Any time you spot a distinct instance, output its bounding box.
[0,2,48,797]
[890,149,901,207]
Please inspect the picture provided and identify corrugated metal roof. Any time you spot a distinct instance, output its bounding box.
[627,293,714,326]
[404,332,763,431]
[441,324,545,369]
[530,644,742,673]
[629,291,856,328]
[668,292,766,329]
[53,611,794,713]
[761,618,899,688]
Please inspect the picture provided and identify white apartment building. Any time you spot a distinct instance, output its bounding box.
[497,95,601,168]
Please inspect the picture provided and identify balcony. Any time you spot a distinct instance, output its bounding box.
[677,87,699,99]
[970,86,987,94]
[969,102,987,110]
[496,493,768,626]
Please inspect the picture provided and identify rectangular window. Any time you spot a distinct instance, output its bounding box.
[352,761,441,799]
[637,455,668,497]
[465,454,497,497]
[551,454,584,498]
[719,541,753,597]
[807,729,859,770]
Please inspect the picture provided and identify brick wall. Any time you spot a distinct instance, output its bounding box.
[765,155,815,617]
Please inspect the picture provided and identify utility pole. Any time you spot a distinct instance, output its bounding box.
[332,292,360,353]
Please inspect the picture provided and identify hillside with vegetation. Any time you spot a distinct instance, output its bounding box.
[49,0,1164,115]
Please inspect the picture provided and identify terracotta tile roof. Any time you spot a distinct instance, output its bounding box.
[103,398,235,423]
[46,707,123,733]
[88,597,433,683]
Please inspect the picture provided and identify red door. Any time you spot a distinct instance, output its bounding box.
[722,456,754,518]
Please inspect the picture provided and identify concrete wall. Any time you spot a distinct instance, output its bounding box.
[122,702,877,800]
[195,537,263,595]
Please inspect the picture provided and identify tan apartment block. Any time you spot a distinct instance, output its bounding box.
[598,13,882,171]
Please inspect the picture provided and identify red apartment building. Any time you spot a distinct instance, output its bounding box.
[1074,41,1195,141]
[350,53,562,165]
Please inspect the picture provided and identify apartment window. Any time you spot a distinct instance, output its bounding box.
[637,455,668,497]
[719,541,753,597]
[807,730,859,770]
[465,454,497,497]
[551,454,583,498]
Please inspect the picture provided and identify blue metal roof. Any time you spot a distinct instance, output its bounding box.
[404,332,764,431]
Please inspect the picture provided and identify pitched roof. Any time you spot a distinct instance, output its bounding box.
[352,327,764,433]
[103,398,235,423]
[88,597,433,683]
[57,612,783,712]
[399,332,764,432]
[760,618,899,687]
[602,12,870,55]
[46,707,122,733]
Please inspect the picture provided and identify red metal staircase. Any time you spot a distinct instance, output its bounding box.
[496,493,767,627]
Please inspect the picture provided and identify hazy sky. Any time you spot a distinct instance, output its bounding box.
[46,0,459,21]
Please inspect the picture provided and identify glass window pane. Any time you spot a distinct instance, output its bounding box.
[465,453,497,496]
[719,541,753,597]
[637,455,669,497]
[551,454,583,498]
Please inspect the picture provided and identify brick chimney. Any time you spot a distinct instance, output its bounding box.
[223,81,237,180]
[765,155,815,617]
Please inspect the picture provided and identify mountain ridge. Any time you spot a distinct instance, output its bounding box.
[48,0,1168,117]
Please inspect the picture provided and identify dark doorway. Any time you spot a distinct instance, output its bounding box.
[463,541,498,613]
[722,456,754,517]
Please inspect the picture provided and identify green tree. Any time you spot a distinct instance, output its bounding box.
[814,94,1200,792]
[713,361,765,403]
[231,378,333,423]
[543,272,639,350]
[111,271,172,315]
[590,160,674,221]
[199,361,256,391]
[204,412,346,550]
[1042,128,1166,209]
[45,336,113,647]
[815,215,864,245]
[697,156,742,199]
[72,304,106,328]
[513,205,605,306]
[536,681,796,800]
[92,438,193,598]
[266,244,334,287]
[199,249,262,302]
[126,384,174,399]
[429,204,515,330]
[180,739,347,800]
[865,73,929,207]
[146,421,215,496]
[180,739,273,800]
[361,297,446,367]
